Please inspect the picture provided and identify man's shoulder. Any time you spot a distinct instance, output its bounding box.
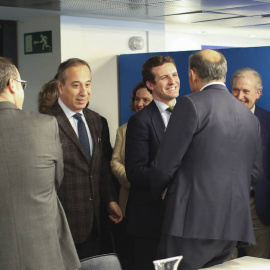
[130,101,157,119]
[127,102,159,131]
[83,107,101,119]
[24,110,57,124]
[255,105,270,118]
[84,108,105,129]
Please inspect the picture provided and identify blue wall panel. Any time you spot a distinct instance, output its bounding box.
[119,46,270,125]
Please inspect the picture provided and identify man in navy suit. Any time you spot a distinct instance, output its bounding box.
[150,50,262,270]
[231,68,270,258]
[125,55,180,270]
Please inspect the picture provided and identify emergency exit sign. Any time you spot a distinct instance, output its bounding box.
[24,31,52,54]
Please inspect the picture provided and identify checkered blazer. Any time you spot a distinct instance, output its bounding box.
[46,101,116,243]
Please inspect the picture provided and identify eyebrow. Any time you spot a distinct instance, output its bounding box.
[71,79,91,83]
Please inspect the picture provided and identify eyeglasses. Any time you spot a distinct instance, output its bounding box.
[13,78,27,90]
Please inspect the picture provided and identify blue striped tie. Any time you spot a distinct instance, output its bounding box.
[73,113,91,164]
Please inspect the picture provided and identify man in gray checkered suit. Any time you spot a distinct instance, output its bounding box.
[46,58,123,259]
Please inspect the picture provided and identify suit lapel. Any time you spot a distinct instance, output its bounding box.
[51,102,87,160]
[83,109,101,162]
[147,101,166,144]
[255,106,263,120]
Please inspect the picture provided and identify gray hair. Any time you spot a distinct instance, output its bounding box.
[189,50,227,83]
[0,57,18,94]
[231,68,263,92]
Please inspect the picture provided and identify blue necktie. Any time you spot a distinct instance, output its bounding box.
[73,113,91,164]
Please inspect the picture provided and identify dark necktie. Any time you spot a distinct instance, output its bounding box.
[166,106,174,113]
[73,113,91,164]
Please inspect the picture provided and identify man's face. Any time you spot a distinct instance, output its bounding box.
[146,63,180,105]
[14,70,24,110]
[58,64,92,112]
[231,74,262,110]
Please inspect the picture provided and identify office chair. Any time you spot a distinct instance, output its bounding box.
[79,253,122,270]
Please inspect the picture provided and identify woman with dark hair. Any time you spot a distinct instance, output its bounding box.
[38,79,59,113]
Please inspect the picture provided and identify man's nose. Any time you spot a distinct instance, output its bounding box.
[238,91,245,100]
[80,86,88,94]
[168,75,174,84]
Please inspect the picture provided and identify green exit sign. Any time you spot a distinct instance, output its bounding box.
[24,31,52,54]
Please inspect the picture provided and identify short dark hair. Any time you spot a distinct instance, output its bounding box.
[57,58,91,84]
[142,55,176,87]
[129,81,151,112]
[231,68,263,92]
[189,50,227,83]
[0,57,17,94]
[38,79,59,113]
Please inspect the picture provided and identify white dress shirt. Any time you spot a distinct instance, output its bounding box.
[58,98,93,155]
[154,99,176,128]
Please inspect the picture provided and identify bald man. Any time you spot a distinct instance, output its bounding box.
[150,50,263,270]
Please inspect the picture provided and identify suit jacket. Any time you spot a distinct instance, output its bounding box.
[253,105,270,225]
[151,84,263,245]
[46,100,116,243]
[125,101,165,238]
[111,123,130,216]
[0,101,80,270]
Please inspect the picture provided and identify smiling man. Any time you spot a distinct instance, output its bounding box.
[231,68,270,259]
[149,50,262,270]
[45,58,122,259]
[125,55,180,270]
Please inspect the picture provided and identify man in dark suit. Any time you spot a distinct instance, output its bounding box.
[231,68,270,258]
[125,55,180,270]
[150,49,263,270]
[45,58,123,260]
[0,57,80,269]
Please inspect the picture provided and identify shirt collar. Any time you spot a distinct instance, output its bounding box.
[154,99,176,114]
[200,82,226,92]
[251,105,255,114]
[58,97,84,119]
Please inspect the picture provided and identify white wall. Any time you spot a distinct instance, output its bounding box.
[60,16,166,144]
[165,24,270,52]
[17,16,61,112]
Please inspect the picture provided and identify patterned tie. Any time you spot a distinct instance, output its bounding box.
[166,106,174,113]
[73,113,91,164]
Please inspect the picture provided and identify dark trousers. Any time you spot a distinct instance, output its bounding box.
[158,235,237,270]
[75,224,101,260]
[112,218,133,270]
[129,235,160,270]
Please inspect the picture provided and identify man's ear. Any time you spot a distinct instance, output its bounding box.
[189,69,197,83]
[146,81,154,92]
[7,78,17,94]
[256,89,262,100]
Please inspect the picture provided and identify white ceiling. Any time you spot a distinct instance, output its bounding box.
[1,0,270,37]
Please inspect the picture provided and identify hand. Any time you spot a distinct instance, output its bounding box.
[108,201,123,224]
